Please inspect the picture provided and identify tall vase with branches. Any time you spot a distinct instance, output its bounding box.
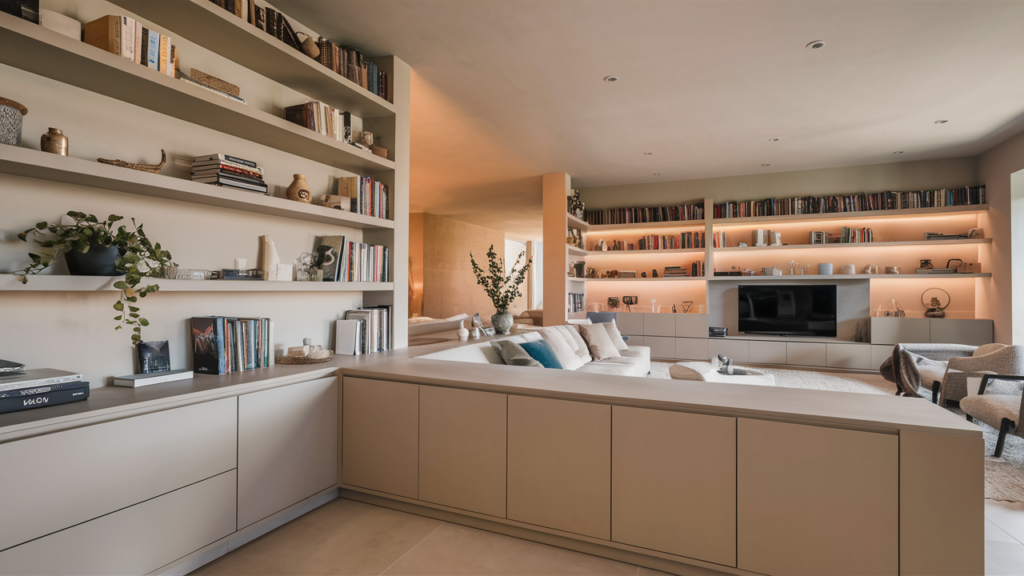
[470,244,532,334]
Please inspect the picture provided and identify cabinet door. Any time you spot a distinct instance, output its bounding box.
[644,335,677,359]
[675,314,709,338]
[615,312,644,336]
[419,386,506,518]
[612,407,736,567]
[748,341,787,364]
[708,339,749,363]
[826,343,871,369]
[737,418,898,576]
[0,471,236,576]
[644,313,676,337]
[786,342,827,367]
[342,378,419,499]
[238,377,338,528]
[929,319,993,346]
[507,396,611,540]
[675,337,709,360]
[871,318,929,345]
[872,345,894,370]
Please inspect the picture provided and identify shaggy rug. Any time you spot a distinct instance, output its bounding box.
[649,362,1024,502]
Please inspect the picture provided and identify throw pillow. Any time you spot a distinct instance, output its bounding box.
[490,340,542,368]
[577,323,622,361]
[599,321,629,351]
[540,331,585,370]
[520,340,563,369]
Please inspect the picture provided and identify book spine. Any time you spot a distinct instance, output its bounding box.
[0,381,87,398]
[148,31,161,70]
[0,386,90,414]
[159,34,170,73]
[121,16,136,61]
[0,375,83,393]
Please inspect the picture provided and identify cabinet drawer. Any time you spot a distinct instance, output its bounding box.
[787,343,827,367]
[624,335,644,347]
[827,344,872,370]
[708,339,749,363]
[0,470,236,576]
[675,314,709,338]
[0,397,237,551]
[614,313,644,336]
[675,337,709,361]
[645,336,677,359]
[749,341,787,365]
[644,313,676,337]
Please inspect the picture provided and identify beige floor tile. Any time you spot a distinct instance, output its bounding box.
[193,499,442,576]
[986,500,1024,545]
[988,519,1022,545]
[985,539,1024,576]
[380,522,636,576]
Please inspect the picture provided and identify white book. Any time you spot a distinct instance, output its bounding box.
[121,16,136,62]
[0,369,83,392]
[335,319,362,355]
[133,20,142,64]
[113,369,193,388]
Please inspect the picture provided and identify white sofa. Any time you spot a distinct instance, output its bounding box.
[416,324,652,377]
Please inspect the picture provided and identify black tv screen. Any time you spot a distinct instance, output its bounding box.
[738,285,837,337]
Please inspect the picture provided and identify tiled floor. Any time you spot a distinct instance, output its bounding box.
[193,497,1024,576]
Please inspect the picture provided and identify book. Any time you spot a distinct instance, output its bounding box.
[194,153,258,169]
[147,30,160,70]
[192,165,263,181]
[313,235,345,281]
[192,170,265,186]
[83,15,120,56]
[159,33,170,73]
[0,383,90,415]
[139,26,149,66]
[0,369,82,393]
[136,340,171,373]
[191,317,226,374]
[193,175,268,193]
[113,369,193,388]
[335,319,362,355]
[193,158,263,175]
[121,16,136,62]
[0,380,89,399]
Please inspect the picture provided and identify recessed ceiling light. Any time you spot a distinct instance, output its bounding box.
[643,152,653,155]
[934,119,948,124]
[653,173,661,176]
[893,151,904,154]
[603,76,618,83]
[761,163,771,167]
[768,138,780,142]
[805,40,826,50]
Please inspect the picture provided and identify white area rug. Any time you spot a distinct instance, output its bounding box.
[649,361,1024,502]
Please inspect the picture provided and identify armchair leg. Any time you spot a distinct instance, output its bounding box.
[931,381,941,404]
[994,418,1016,458]
[966,414,974,423]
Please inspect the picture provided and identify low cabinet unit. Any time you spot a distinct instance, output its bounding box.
[341,377,419,498]
[238,376,338,528]
[419,386,507,518]
[507,395,611,540]
[612,406,736,567]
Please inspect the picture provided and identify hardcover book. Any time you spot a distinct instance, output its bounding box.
[191,317,226,374]
[83,15,121,56]
[0,369,82,393]
[0,382,90,414]
[136,340,171,374]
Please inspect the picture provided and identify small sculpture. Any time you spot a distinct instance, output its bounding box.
[98,149,166,173]
[607,297,620,309]
[286,174,312,203]
[716,354,748,376]
[920,259,933,269]
[680,301,693,313]
[40,128,68,156]
[652,269,659,278]
[622,296,637,312]
[922,288,950,319]
[641,271,647,278]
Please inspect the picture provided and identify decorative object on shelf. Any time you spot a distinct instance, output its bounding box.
[651,298,660,313]
[0,97,27,146]
[883,299,906,318]
[680,301,693,313]
[818,263,833,275]
[622,296,637,312]
[922,288,951,319]
[294,252,315,281]
[136,340,170,374]
[285,173,313,203]
[221,269,264,280]
[886,266,900,274]
[98,149,166,173]
[1,0,39,23]
[192,153,266,194]
[809,231,827,244]
[762,266,782,276]
[457,327,469,342]
[920,259,933,269]
[864,264,879,274]
[838,264,856,274]
[371,145,389,159]
[607,297,620,310]
[652,269,659,278]
[175,268,213,280]
[968,228,984,238]
[471,326,481,339]
[40,9,81,40]
[40,127,68,156]
[277,349,334,364]
[566,227,583,248]
[641,271,647,278]
[619,270,637,278]
[16,212,173,342]
[571,261,585,278]
[470,244,532,335]
[294,31,320,59]
[361,131,374,148]
[189,69,241,97]
[568,188,585,220]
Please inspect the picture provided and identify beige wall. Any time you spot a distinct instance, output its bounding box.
[412,213,523,321]
[409,213,425,316]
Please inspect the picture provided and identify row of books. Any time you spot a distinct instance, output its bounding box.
[712,231,729,248]
[284,101,356,143]
[338,176,390,219]
[584,204,705,226]
[313,235,390,283]
[712,186,987,219]
[664,262,705,277]
[825,228,874,243]
[84,15,176,77]
[568,293,585,314]
[191,153,267,194]
[314,38,389,101]
[635,232,706,251]
[190,317,274,376]
[0,369,89,414]
[345,307,392,353]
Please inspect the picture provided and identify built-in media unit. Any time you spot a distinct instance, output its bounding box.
[738,284,838,337]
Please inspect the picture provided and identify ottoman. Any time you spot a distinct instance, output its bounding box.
[669,361,775,386]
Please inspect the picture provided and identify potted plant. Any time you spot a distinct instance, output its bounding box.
[470,244,532,334]
[16,211,174,343]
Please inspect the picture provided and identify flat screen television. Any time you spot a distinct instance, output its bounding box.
[738,285,837,337]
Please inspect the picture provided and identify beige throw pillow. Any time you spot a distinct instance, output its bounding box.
[540,331,585,371]
[600,321,629,351]
[578,323,622,361]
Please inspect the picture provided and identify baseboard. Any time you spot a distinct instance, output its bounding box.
[150,487,339,576]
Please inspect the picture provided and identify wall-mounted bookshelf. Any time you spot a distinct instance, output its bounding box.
[588,219,705,232]
[705,273,991,282]
[567,212,589,231]
[589,277,707,283]
[710,204,988,227]
[587,247,705,256]
[1,275,394,292]
[712,238,991,252]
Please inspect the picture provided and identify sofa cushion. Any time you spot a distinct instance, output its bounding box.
[540,325,593,364]
[490,340,542,368]
[576,362,637,376]
[521,340,563,369]
[578,324,621,361]
[600,321,629,352]
[960,394,1021,427]
[539,330,584,370]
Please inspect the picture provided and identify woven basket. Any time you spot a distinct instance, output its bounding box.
[276,351,334,365]
[190,69,241,97]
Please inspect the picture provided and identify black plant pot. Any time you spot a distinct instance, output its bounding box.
[63,245,124,276]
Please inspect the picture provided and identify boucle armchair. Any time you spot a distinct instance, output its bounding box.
[961,374,1024,458]
[942,344,1024,405]
[886,343,977,402]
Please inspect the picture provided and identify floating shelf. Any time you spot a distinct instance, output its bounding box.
[111,0,395,118]
[713,238,992,252]
[1,275,394,292]
[588,277,706,282]
[567,213,589,231]
[588,220,706,232]
[0,11,393,175]
[0,146,394,229]
[566,277,587,283]
[706,273,991,281]
[566,245,588,257]
[710,204,988,227]
[587,247,706,256]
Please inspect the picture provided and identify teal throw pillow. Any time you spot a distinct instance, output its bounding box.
[520,340,564,369]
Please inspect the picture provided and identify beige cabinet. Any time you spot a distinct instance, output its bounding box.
[615,312,644,336]
[708,338,749,362]
[238,376,338,528]
[612,406,736,567]
[872,344,894,370]
[826,343,871,369]
[748,340,787,364]
[342,377,419,498]
[675,313,709,338]
[737,418,899,576]
[929,319,994,346]
[786,342,827,367]
[0,397,237,552]
[0,470,236,576]
[871,317,930,345]
[419,386,507,518]
[507,395,611,540]
[675,337,709,360]
[644,335,677,359]
[644,313,676,337]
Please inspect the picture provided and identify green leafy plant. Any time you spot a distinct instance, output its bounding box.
[17,211,174,342]
[469,244,532,314]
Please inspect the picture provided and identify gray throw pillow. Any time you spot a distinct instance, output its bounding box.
[491,340,542,368]
[577,323,622,361]
[599,321,629,351]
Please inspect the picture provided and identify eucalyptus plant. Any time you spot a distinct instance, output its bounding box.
[17,211,174,342]
[469,244,532,314]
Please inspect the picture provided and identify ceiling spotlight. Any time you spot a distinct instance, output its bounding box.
[893,151,904,154]
[769,138,780,142]
[935,119,948,124]
[603,75,618,83]
[653,173,661,176]
[761,163,771,167]
[805,40,826,50]
[643,152,653,155]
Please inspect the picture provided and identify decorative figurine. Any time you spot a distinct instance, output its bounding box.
[607,297,620,309]
[922,288,950,319]
[40,127,68,155]
[98,149,166,173]
[920,259,933,269]
[622,296,637,312]
[652,269,659,278]
[286,174,313,203]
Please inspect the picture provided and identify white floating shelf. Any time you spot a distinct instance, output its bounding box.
[0,11,393,175]
[567,213,589,231]
[587,247,706,256]
[1,275,393,292]
[706,274,991,281]
[566,245,588,257]
[588,277,706,282]
[0,146,394,229]
[711,204,988,227]
[713,238,992,252]
[588,220,706,232]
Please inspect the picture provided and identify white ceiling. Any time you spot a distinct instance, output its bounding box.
[276,1,1024,237]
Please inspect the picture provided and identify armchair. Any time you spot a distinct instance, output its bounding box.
[886,343,978,402]
[961,374,1024,458]
[942,344,1024,405]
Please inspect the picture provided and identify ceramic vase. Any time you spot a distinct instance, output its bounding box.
[40,128,68,155]
[491,312,513,334]
[286,174,312,203]
[64,245,122,276]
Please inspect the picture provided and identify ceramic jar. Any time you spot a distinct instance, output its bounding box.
[491,312,513,334]
[286,174,312,203]
[40,128,68,156]
[0,97,27,146]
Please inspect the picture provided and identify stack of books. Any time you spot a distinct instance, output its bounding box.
[0,369,89,414]
[84,15,176,77]
[344,306,393,353]
[313,37,389,101]
[312,235,390,282]
[339,176,390,219]
[283,101,357,144]
[635,232,705,251]
[663,266,689,278]
[192,154,267,194]
[191,317,274,376]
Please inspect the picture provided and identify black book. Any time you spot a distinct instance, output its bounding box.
[191,317,226,375]
[192,170,265,186]
[0,380,88,399]
[194,175,268,193]
[0,382,90,414]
